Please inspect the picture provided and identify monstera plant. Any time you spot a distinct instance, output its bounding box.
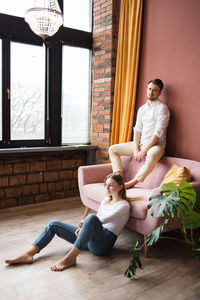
[124,181,200,278]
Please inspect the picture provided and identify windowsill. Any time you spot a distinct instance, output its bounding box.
[0,145,98,164]
[0,145,97,154]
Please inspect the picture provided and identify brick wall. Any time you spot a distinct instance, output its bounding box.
[0,151,88,209]
[91,0,120,164]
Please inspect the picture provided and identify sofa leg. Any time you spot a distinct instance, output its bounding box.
[144,234,148,257]
[83,207,90,219]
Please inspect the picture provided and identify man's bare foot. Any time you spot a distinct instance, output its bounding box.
[5,254,34,265]
[50,257,76,272]
[125,179,138,189]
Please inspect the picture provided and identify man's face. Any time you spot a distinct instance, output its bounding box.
[147,82,161,101]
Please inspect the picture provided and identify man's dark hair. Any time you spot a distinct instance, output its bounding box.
[148,78,164,91]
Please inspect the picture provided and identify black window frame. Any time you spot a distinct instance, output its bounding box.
[0,0,92,148]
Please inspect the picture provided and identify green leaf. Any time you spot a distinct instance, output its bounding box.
[179,180,192,190]
[148,192,180,218]
[182,210,200,229]
[179,181,196,204]
[160,182,178,193]
[176,182,197,220]
[124,241,143,278]
[146,219,169,246]
[194,191,200,212]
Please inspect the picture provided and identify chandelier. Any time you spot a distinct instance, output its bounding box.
[25,0,63,39]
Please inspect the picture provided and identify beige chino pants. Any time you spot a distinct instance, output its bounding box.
[108,141,165,182]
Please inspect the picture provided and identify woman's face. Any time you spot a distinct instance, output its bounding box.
[105,177,122,197]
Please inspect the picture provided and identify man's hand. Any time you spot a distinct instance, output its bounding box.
[75,220,84,237]
[134,149,146,162]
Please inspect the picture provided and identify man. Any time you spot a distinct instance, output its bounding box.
[109,78,170,189]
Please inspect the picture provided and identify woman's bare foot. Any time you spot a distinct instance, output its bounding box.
[5,245,38,265]
[50,257,76,272]
[51,247,80,272]
[5,253,34,265]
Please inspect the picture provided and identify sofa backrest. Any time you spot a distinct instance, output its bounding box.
[121,155,200,189]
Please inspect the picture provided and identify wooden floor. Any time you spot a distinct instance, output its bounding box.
[0,197,200,300]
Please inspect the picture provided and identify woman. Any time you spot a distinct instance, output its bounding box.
[5,173,130,272]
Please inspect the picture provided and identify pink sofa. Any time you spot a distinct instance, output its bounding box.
[78,156,200,255]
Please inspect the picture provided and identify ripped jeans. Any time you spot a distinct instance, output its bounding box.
[33,214,117,256]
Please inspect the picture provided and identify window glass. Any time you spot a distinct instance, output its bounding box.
[64,0,92,32]
[0,0,32,18]
[0,40,2,140]
[62,46,91,144]
[10,42,45,140]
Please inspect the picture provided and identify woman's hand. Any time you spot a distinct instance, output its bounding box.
[75,228,81,236]
[75,220,84,237]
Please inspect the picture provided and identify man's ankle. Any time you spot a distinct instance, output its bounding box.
[114,171,122,175]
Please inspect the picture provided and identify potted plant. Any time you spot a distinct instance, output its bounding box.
[124,180,200,278]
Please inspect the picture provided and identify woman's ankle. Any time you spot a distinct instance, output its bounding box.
[27,245,39,256]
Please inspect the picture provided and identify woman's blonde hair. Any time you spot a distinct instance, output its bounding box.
[104,173,127,200]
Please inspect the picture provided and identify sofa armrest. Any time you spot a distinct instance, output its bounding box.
[149,181,200,197]
[78,163,113,186]
[190,181,200,192]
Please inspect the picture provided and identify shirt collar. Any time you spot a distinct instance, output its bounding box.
[146,99,159,107]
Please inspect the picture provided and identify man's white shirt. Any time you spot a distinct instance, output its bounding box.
[134,99,170,146]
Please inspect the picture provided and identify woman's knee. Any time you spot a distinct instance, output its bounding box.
[48,220,59,226]
[83,214,101,230]
[84,214,98,225]
[46,220,61,231]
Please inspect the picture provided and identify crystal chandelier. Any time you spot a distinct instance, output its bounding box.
[25,0,63,39]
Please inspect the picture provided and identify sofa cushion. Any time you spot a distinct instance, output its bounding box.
[160,164,191,185]
[83,183,105,204]
[83,183,149,220]
[126,188,152,200]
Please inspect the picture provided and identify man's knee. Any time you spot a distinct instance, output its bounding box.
[146,147,163,163]
[146,151,163,164]
[109,144,116,154]
[108,144,120,156]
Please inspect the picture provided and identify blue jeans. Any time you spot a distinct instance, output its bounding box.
[33,214,117,256]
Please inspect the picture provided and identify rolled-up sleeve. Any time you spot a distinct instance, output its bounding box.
[154,105,170,138]
[134,107,143,134]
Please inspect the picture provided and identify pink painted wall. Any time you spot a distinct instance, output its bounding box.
[135,0,200,161]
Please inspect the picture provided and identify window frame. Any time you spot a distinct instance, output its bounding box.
[0,0,92,148]
[61,44,92,146]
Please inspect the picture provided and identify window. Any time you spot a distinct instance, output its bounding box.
[64,0,92,32]
[62,46,91,144]
[0,0,92,148]
[10,42,46,140]
[0,0,31,18]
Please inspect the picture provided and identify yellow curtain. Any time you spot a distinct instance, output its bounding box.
[110,0,143,145]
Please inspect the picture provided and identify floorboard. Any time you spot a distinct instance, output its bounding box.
[0,197,200,300]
